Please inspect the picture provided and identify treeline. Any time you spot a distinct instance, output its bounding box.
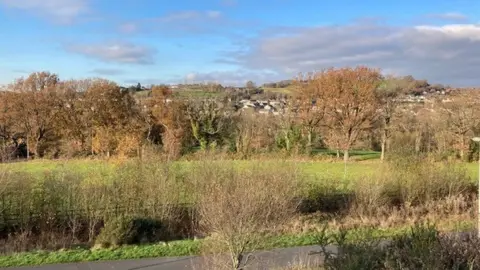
[0,67,478,161]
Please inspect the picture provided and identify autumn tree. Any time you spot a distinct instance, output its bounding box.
[313,66,382,161]
[55,79,94,156]
[145,85,188,159]
[85,79,143,157]
[8,72,62,158]
[0,91,17,161]
[293,72,326,154]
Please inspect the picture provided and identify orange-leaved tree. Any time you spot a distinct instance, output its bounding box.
[8,72,62,158]
[312,66,382,161]
[85,79,143,158]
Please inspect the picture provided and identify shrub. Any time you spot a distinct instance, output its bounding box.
[316,223,480,270]
[193,161,301,270]
[95,216,164,247]
[351,154,474,215]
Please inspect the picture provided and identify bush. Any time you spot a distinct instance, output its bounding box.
[352,154,474,213]
[316,223,480,270]
[95,216,164,247]
[193,161,301,270]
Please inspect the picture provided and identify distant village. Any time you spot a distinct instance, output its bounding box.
[122,78,469,116]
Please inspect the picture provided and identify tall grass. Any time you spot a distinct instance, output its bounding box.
[0,153,477,260]
[0,158,190,253]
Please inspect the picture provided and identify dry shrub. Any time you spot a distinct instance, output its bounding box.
[351,155,474,216]
[193,161,301,270]
[307,223,480,270]
[162,129,184,160]
[0,158,193,254]
[384,224,480,270]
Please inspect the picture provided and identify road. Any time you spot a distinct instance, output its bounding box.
[6,245,338,270]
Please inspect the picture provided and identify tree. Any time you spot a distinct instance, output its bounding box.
[376,76,406,161]
[8,72,62,158]
[136,82,142,92]
[245,81,256,90]
[234,112,277,158]
[145,85,188,159]
[440,90,480,160]
[186,99,234,151]
[293,72,326,154]
[311,66,382,161]
[0,91,17,161]
[85,79,143,157]
[56,79,94,156]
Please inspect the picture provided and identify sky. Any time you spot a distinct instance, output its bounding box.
[0,0,480,87]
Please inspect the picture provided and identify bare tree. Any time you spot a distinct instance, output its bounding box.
[440,90,480,160]
[195,162,300,270]
[376,75,406,161]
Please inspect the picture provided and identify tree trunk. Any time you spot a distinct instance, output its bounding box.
[26,134,30,160]
[336,149,340,159]
[459,134,465,161]
[380,140,386,161]
[415,134,421,153]
[381,128,387,161]
[285,132,290,152]
[307,130,312,155]
[343,149,349,162]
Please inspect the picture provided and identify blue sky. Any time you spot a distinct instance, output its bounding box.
[1,0,480,87]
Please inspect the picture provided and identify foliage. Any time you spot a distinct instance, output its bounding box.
[95,216,164,247]
[186,99,235,151]
[295,66,383,161]
[0,69,479,161]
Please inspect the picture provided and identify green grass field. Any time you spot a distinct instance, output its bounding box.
[2,158,477,186]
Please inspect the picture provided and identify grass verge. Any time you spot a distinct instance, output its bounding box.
[0,221,474,268]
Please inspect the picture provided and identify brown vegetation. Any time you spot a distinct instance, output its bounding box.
[0,67,479,161]
[194,162,300,269]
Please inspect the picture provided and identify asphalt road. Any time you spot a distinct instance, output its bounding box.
[5,245,337,270]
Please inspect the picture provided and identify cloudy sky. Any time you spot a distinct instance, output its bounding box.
[0,0,479,87]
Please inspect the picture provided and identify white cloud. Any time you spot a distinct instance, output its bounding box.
[224,23,480,86]
[0,0,89,23]
[119,9,257,37]
[66,42,156,65]
[159,10,222,22]
[427,12,469,22]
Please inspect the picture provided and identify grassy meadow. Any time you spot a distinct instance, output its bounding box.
[0,154,478,267]
[2,156,478,186]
